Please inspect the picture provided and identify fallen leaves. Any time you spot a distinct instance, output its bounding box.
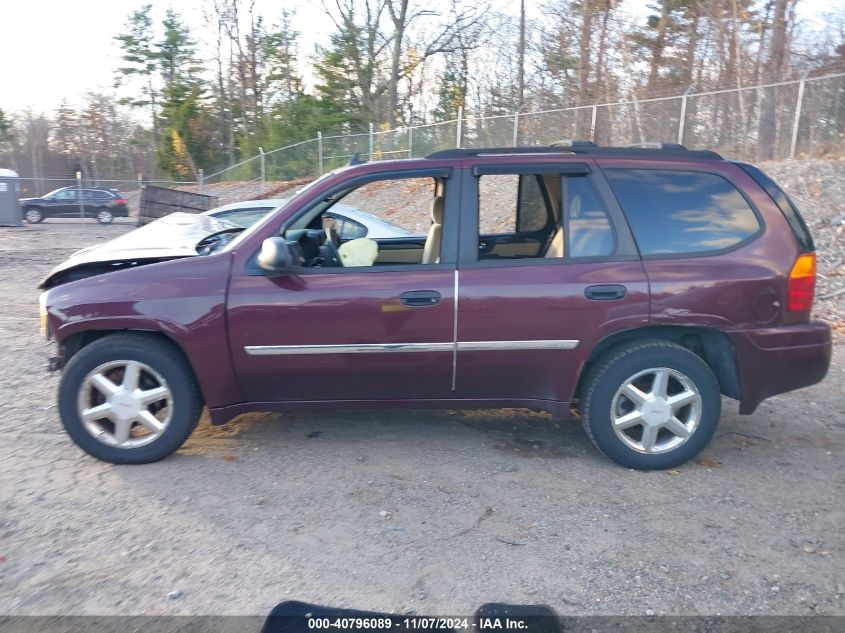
[696,458,722,468]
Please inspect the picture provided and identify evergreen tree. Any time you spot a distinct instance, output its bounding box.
[158,8,199,89]
[115,4,159,136]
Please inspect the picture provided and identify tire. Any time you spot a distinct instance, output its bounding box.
[24,207,43,223]
[58,333,203,464]
[580,340,721,470]
[96,207,113,224]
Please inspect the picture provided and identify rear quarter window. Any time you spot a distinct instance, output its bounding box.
[605,169,761,257]
[735,162,814,252]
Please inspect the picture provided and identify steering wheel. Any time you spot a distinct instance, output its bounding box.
[322,224,342,267]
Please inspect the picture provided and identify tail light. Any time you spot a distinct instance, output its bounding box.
[787,252,816,311]
[115,198,127,205]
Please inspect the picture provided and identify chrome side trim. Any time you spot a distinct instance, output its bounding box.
[457,340,579,351]
[244,342,453,355]
[451,269,459,392]
[244,339,579,356]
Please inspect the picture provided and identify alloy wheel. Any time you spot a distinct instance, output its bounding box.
[76,360,172,449]
[25,209,42,223]
[97,209,113,224]
[610,367,702,454]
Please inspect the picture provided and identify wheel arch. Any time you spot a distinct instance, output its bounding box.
[575,325,740,403]
[59,328,204,405]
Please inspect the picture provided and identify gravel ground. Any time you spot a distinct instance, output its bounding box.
[0,219,843,618]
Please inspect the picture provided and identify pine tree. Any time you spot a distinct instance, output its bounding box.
[115,4,160,137]
[154,9,219,178]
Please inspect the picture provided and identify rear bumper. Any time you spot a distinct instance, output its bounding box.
[730,321,832,414]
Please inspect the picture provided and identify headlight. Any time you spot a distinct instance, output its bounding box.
[38,292,49,338]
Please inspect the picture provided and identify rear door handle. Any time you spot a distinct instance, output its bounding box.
[584,284,627,301]
[400,290,441,306]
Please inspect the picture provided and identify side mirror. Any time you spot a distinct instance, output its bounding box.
[257,237,294,273]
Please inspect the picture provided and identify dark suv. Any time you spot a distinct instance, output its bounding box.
[22,186,129,224]
[38,144,831,469]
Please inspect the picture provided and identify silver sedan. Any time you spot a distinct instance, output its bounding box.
[203,198,413,240]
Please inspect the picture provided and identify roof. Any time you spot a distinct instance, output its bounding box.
[0,169,19,178]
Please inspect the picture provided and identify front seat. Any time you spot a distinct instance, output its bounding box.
[545,192,576,258]
[422,195,444,264]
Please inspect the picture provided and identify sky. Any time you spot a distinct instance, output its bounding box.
[0,0,840,114]
[1,0,334,112]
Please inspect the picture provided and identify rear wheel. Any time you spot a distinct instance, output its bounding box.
[581,340,721,470]
[96,207,113,224]
[24,207,43,223]
[58,333,202,464]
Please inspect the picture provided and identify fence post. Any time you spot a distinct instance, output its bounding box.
[258,147,266,183]
[368,123,374,160]
[512,111,520,146]
[136,174,144,227]
[677,96,688,145]
[677,85,695,146]
[590,105,598,142]
[317,132,324,175]
[198,168,204,195]
[789,78,807,160]
[76,171,84,219]
[456,106,464,149]
[408,126,413,158]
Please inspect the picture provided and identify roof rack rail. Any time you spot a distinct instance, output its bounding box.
[628,142,688,150]
[550,139,596,147]
[424,145,723,160]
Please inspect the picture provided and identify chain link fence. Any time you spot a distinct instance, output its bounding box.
[28,72,834,200]
[202,72,844,186]
[8,74,841,225]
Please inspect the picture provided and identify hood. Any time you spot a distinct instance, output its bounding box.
[40,212,241,289]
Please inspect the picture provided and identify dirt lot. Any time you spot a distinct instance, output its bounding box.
[1,220,844,618]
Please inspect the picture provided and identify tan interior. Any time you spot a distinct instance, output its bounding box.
[422,179,446,264]
[369,173,568,265]
[542,174,564,258]
[375,246,424,264]
[488,241,543,257]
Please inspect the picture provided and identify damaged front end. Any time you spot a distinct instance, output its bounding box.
[38,212,242,290]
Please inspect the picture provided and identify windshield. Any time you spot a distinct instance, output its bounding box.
[41,188,67,198]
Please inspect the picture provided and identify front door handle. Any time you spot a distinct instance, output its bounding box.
[584,284,627,301]
[400,290,441,306]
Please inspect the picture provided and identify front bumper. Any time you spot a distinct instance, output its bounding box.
[730,321,832,414]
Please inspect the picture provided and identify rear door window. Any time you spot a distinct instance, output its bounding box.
[564,175,614,257]
[605,169,761,256]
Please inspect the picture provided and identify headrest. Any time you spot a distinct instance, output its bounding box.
[431,196,445,224]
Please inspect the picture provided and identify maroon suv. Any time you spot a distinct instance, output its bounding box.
[39,144,832,469]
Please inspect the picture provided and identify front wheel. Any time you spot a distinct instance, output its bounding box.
[96,207,113,224]
[24,207,43,223]
[58,333,202,464]
[580,340,721,470]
